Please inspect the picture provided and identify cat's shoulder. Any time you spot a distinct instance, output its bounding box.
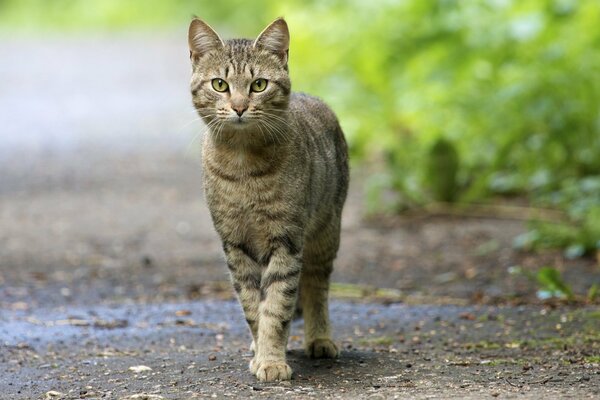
[289,92,339,128]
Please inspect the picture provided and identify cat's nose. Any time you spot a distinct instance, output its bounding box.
[232,106,248,117]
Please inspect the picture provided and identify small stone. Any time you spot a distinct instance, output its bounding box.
[129,365,152,373]
[142,256,153,267]
[208,354,217,361]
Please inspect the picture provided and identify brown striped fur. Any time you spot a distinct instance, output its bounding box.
[188,17,349,382]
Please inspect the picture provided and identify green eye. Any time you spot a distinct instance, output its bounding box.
[211,78,229,92]
[251,78,268,93]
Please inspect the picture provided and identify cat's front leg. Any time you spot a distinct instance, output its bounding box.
[224,244,262,354]
[252,246,301,382]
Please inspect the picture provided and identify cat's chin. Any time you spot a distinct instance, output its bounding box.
[225,119,256,131]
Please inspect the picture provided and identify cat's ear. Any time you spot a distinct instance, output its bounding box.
[188,18,224,59]
[254,18,289,63]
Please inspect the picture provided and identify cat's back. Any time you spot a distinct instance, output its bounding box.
[288,92,348,220]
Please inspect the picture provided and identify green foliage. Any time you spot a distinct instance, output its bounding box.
[509,265,574,300]
[0,0,265,31]
[536,267,574,300]
[425,138,460,202]
[588,284,599,303]
[515,177,600,255]
[2,0,598,253]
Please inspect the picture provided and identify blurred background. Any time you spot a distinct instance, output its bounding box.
[1,0,599,309]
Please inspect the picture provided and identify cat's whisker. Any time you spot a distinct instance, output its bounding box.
[259,108,292,121]
[260,117,291,144]
[259,111,294,131]
[256,121,269,145]
[184,116,222,156]
[179,113,217,131]
[214,120,226,145]
[264,116,293,132]
[257,119,282,144]
[261,120,285,144]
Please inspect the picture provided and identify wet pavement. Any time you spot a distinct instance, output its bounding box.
[2,300,599,399]
[1,34,600,399]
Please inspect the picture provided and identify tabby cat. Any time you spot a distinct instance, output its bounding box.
[188,17,349,382]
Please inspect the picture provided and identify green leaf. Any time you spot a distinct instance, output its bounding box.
[588,284,599,302]
[536,267,573,300]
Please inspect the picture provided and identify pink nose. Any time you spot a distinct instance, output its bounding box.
[232,106,248,117]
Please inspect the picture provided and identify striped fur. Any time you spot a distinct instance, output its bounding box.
[188,18,349,382]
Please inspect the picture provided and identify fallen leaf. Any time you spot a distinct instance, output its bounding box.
[459,312,476,321]
[93,319,128,329]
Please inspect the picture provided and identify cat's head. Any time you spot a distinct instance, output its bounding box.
[188,18,291,145]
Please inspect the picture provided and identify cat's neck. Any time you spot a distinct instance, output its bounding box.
[204,126,290,175]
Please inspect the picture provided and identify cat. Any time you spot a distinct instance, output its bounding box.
[188,17,349,382]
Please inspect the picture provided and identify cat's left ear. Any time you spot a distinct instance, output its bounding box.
[254,18,289,64]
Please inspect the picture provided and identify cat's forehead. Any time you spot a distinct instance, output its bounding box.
[200,38,283,77]
[224,38,255,59]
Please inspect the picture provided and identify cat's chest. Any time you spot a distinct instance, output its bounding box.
[209,190,295,265]
[204,168,281,209]
[202,143,306,245]
[203,167,295,238]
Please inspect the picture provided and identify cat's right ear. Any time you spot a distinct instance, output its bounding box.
[254,18,290,64]
[188,18,224,61]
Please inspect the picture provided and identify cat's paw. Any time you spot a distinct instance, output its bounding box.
[306,338,339,359]
[249,356,259,374]
[254,360,293,382]
[256,361,293,382]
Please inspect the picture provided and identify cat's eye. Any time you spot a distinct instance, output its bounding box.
[251,78,268,93]
[211,78,229,92]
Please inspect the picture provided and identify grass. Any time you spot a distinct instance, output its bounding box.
[357,336,395,347]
